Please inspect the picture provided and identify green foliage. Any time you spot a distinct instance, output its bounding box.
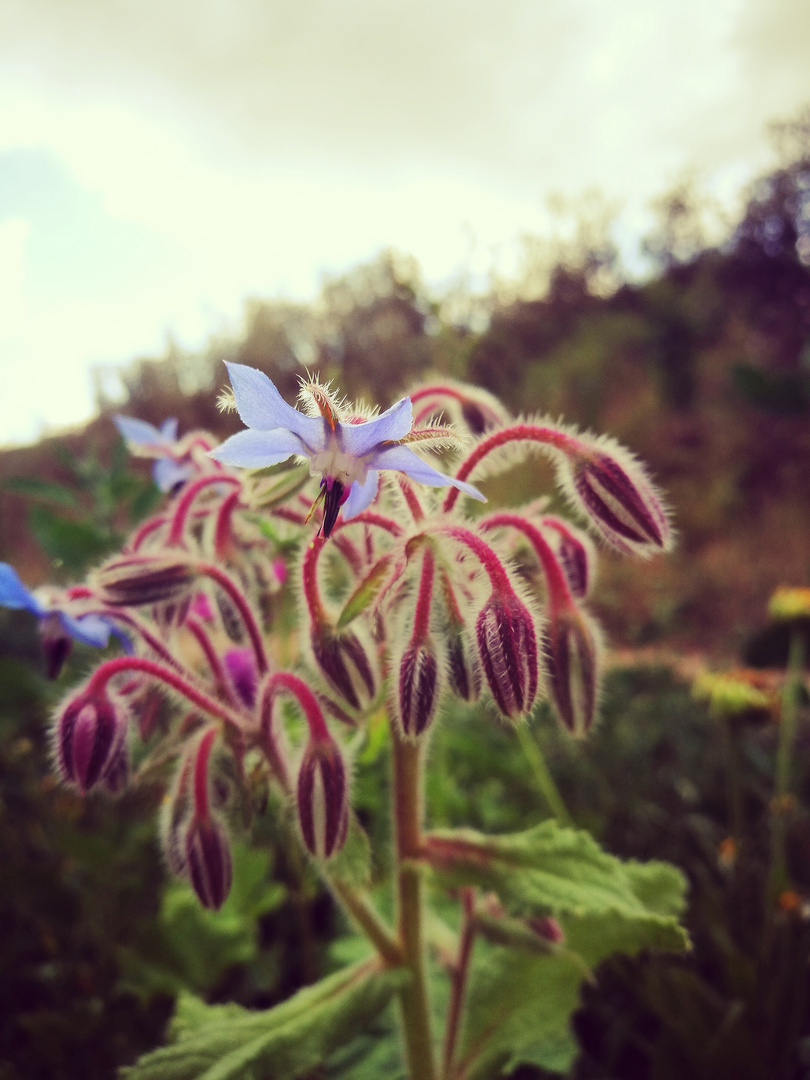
[119,844,286,998]
[427,821,687,942]
[121,960,409,1080]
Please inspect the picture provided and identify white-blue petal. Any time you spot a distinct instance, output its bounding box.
[0,563,45,615]
[160,417,180,441]
[115,415,166,447]
[340,397,412,458]
[225,363,325,450]
[60,612,113,648]
[153,457,193,492]
[369,445,486,501]
[210,428,308,469]
[341,471,380,519]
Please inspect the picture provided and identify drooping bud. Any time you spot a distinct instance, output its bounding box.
[94,553,196,607]
[185,816,233,910]
[568,447,671,557]
[445,625,482,702]
[100,739,130,794]
[542,605,601,738]
[540,518,593,599]
[39,612,73,679]
[54,686,127,794]
[529,915,565,945]
[310,623,377,711]
[297,737,349,859]
[475,591,539,720]
[223,647,259,709]
[398,638,440,737]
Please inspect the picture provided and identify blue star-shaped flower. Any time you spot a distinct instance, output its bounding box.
[0,563,129,677]
[209,364,485,536]
[114,415,193,492]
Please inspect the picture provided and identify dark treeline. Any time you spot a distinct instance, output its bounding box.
[5,112,810,653]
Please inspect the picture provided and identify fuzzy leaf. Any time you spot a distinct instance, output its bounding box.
[428,822,689,1079]
[337,555,393,629]
[327,813,372,889]
[424,820,687,932]
[121,959,409,1080]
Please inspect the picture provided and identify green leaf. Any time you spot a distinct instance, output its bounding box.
[251,464,311,508]
[327,813,372,889]
[4,476,80,507]
[28,505,114,572]
[336,556,393,629]
[121,959,409,1080]
[424,820,687,929]
[456,945,582,1080]
[426,822,689,1078]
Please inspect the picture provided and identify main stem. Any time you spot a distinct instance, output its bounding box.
[393,727,437,1080]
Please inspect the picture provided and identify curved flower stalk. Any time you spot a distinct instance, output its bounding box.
[14,369,676,1080]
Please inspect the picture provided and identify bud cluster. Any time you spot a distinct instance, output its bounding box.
[12,373,671,916]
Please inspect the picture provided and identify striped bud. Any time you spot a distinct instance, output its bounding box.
[541,519,593,599]
[398,638,440,737]
[475,591,539,720]
[185,816,233,910]
[571,450,670,557]
[223,647,259,709]
[542,606,600,737]
[310,624,377,711]
[39,613,73,679]
[297,737,349,859]
[94,554,196,607]
[445,625,482,702]
[54,687,127,794]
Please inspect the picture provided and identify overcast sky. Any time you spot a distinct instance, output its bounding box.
[1,0,809,445]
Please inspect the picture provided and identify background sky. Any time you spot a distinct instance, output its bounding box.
[1,0,809,445]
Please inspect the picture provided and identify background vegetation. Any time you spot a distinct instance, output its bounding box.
[1,115,810,1077]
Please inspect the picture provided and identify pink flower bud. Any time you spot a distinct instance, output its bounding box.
[223,647,259,709]
[185,816,233,910]
[475,592,539,720]
[445,626,482,702]
[94,553,196,607]
[310,624,377,711]
[39,613,73,679]
[54,687,127,794]
[398,639,440,737]
[570,449,671,557]
[297,737,349,859]
[542,606,601,737]
[529,915,565,945]
[540,518,593,599]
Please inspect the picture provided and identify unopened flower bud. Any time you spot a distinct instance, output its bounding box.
[569,447,670,557]
[475,592,539,720]
[185,816,233,910]
[101,740,130,794]
[542,606,601,737]
[54,687,127,794]
[297,737,349,859]
[528,915,565,945]
[224,647,259,709]
[94,554,196,607]
[541,519,593,599]
[39,612,73,679]
[398,638,440,737]
[310,624,377,711]
[445,625,482,702]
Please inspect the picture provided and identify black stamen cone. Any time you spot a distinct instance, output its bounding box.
[320,479,345,538]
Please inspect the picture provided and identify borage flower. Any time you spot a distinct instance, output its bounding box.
[210,363,486,536]
[0,563,129,677]
[115,415,194,493]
